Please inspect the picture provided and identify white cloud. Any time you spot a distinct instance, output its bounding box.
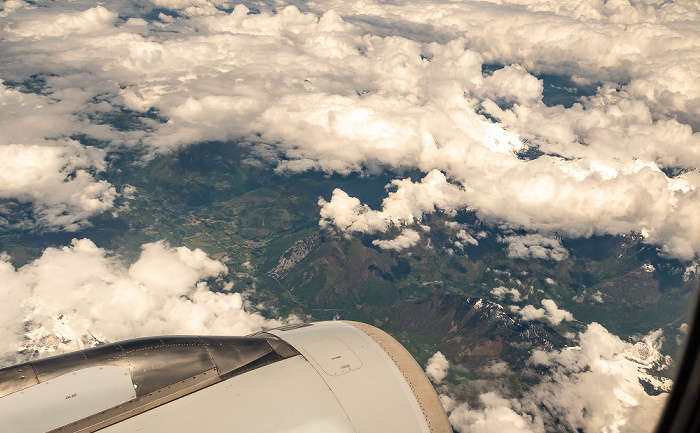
[443,323,671,433]
[0,79,127,231]
[443,392,544,433]
[148,0,230,14]
[318,0,700,125]
[482,361,510,376]
[445,222,480,248]
[319,170,469,234]
[445,222,480,250]
[425,351,449,384]
[541,299,575,325]
[591,290,605,303]
[318,189,388,234]
[5,6,117,40]
[0,239,285,367]
[0,142,116,231]
[683,262,700,281]
[0,1,27,16]
[511,299,574,325]
[481,64,543,105]
[525,324,671,432]
[456,230,479,246]
[512,304,546,321]
[491,286,522,302]
[501,234,569,261]
[372,229,421,251]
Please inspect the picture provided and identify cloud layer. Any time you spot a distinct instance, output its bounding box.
[0,6,691,433]
[441,323,671,433]
[425,351,449,384]
[511,299,575,325]
[0,84,118,231]
[0,239,283,366]
[0,0,698,258]
[501,234,569,261]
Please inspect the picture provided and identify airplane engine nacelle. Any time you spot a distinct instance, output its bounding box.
[0,321,451,433]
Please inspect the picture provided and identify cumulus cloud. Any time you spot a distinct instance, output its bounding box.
[0,142,116,231]
[443,392,543,433]
[524,324,671,432]
[0,1,26,16]
[481,64,543,105]
[425,351,449,384]
[0,239,285,366]
[318,189,389,234]
[313,0,700,124]
[511,299,574,325]
[319,170,469,234]
[0,82,122,231]
[491,286,522,302]
[442,323,671,433]
[0,1,698,258]
[5,6,117,39]
[501,234,569,261]
[456,230,479,247]
[372,229,421,251]
[446,222,480,250]
[148,0,233,16]
[592,290,605,303]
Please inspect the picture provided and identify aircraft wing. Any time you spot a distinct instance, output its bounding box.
[0,321,451,433]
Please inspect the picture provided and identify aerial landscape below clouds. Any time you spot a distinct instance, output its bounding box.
[0,0,699,432]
